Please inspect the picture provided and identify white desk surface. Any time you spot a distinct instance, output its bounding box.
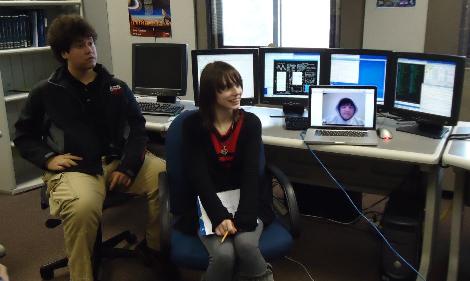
[442,121,470,170]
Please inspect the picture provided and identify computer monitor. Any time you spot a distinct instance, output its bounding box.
[191,48,258,106]
[391,52,465,139]
[132,43,187,103]
[326,49,393,110]
[259,47,328,112]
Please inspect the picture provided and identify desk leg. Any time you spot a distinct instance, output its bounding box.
[418,166,443,281]
[446,169,467,281]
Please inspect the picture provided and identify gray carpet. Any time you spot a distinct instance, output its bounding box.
[1,189,469,281]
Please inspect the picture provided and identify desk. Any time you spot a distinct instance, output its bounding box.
[145,105,449,281]
[443,122,470,281]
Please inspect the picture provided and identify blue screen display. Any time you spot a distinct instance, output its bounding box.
[330,54,387,105]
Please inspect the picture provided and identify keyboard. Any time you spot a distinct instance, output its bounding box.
[285,116,310,130]
[138,101,184,116]
[315,130,368,137]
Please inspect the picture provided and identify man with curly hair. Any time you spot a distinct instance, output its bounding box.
[14,15,167,281]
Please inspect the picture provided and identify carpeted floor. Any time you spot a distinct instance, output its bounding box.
[1,188,470,281]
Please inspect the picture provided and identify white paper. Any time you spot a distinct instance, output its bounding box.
[197,189,240,235]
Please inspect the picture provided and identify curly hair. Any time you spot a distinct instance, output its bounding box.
[47,15,97,64]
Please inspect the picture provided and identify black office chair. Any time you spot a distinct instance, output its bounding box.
[39,185,138,280]
[159,110,300,271]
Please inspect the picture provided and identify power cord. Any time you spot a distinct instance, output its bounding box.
[299,131,427,281]
[447,133,470,140]
[439,133,470,168]
[284,256,315,281]
[301,210,382,227]
[362,195,389,212]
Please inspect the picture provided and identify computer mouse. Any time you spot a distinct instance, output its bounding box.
[377,128,393,140]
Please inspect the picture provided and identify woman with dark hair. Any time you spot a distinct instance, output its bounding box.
[324,97,364,126]
[179,61,274,281]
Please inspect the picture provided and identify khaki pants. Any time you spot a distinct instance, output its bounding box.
[43,152,165,281]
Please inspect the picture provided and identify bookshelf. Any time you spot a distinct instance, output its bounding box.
[0,0,82,194]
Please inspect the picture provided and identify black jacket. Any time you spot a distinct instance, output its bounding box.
[178,110,274,234]
[14,64,148,178]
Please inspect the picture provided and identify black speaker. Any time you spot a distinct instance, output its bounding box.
[282,102,305,116]
[380,193,423,281]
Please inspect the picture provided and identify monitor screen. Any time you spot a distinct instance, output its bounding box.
[191,49,258,105]
[328,49,392,107]
[391,53,465,138]
[260,48,327,105]
[309,86,377,129]
[132,43,187,97]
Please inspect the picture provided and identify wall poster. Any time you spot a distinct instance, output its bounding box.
[128,0,172,37]
[377,0,416,7]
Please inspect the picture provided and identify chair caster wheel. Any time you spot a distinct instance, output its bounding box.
[40,267,54,280]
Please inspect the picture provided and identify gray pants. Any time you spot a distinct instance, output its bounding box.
[199,221,267,281]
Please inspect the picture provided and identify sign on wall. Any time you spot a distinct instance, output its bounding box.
[377,0,415,7]
[128,0,172,37]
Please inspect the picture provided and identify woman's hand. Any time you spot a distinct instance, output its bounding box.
[215,219,237,236]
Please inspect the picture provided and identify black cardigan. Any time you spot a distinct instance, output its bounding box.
[176,110,274,234]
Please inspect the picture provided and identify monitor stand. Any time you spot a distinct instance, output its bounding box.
[157,96,176,103]
[282,102,305,116]
[396,122,449,139]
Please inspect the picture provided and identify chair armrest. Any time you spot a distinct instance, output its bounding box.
[0,244,5,258]
[40,184,49,210]
[267,163,300,238]
[158,171,172,257]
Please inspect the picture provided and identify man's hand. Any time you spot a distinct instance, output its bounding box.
[215,219,237,237]
[46,153,82,171]
[0,263,10,281]
[108,171,132,190]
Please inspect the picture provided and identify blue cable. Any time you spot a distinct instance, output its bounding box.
[299,131,426,281]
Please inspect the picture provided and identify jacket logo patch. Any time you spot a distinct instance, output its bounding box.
[110,85,123,95]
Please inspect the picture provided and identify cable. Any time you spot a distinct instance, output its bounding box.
[362,195,389,211]
[439,133,470,168]
[447,133,470,140]
[301,210,382,226]
[301,212,362,225]
[284,256,315,281]
[299,131,427,281]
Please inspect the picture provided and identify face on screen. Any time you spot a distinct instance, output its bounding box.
[338,102,356,121]
[310,88,376,128]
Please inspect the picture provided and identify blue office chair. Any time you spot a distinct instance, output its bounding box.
[159,110,300,271]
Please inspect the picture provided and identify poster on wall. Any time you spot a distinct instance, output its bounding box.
[128,0,172,37]
[377,0,415,7]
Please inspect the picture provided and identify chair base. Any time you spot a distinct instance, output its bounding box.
[39,229,137,281]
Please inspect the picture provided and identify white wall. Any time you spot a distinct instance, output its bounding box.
[105,0,196,100]
[363,0,429,52]
[83,0,114,72]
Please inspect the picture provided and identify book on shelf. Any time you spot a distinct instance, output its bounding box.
[0,9,46,50]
